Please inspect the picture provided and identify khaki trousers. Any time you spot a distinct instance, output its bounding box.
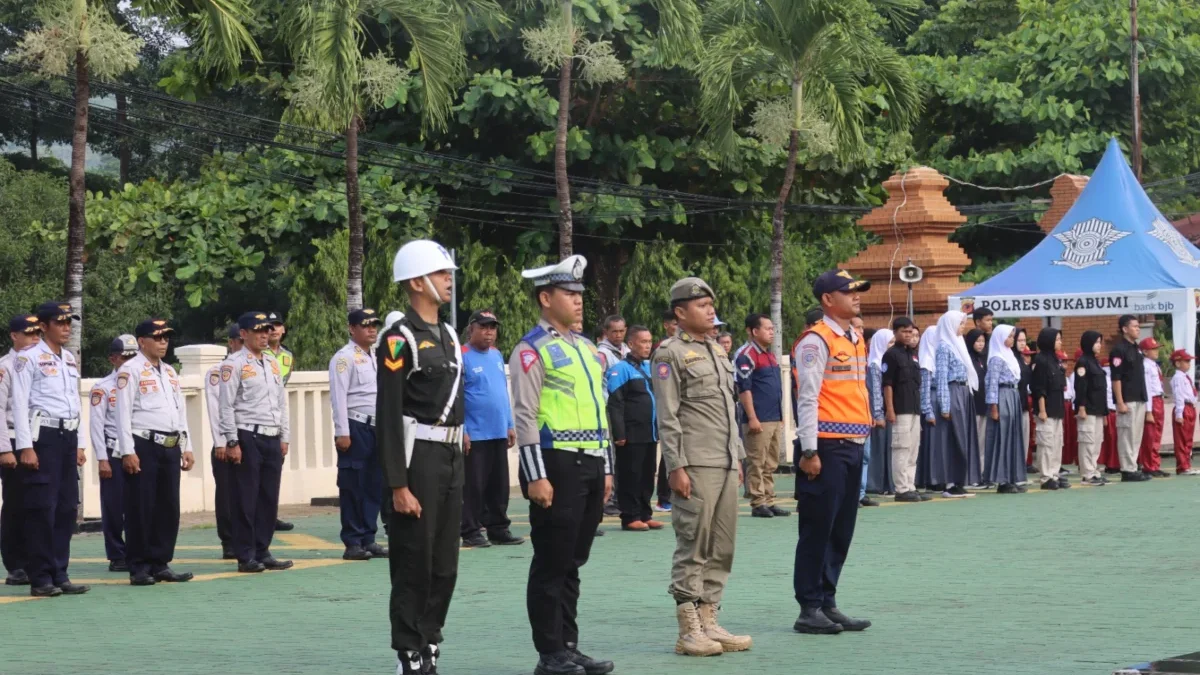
[1116,401,1147,473]
[1076,414,1104,480]
[742,421,781,507]
[670,467,738,605]
[1035,417,1064,483]
[890,414,921,494]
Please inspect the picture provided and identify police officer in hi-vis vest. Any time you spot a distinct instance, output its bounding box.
[510,255,615,675]
[792,270,874,635]
[377,240,464,675]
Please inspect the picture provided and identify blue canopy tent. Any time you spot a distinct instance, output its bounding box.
[950,138,1200,373]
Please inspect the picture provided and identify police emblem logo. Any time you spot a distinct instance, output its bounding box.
[255,313,267,320]
[800,344,820,369]
[520,350,539,372]
[418,340,436,350]
[90,390,103,407]
[14,356,26,372]
[1147,217,1200,267]
[336,358,348,374]
[656,362,671,380]
[220,365,233,382]
[1052,218,1129,269]
[117,372,130,389]
[208,371,220,387]
[690,284,701,297]
[571,257,585,279]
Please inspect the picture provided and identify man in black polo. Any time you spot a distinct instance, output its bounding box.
[883,317,929,502]
[1109,315,1150,482]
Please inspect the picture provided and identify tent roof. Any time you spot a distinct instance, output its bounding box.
[960,138,1200,297]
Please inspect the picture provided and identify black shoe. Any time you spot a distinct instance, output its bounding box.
[602,503,621,517]
[153,568,193,583]
[895,491,921,502]
[5,569,29,586]
[397,650,424,675]
[859,497,880,507]
[769,505,791,517]
[58,582,90,595]
[1057,478,1071,489]
[997,484,1018,494]
[1015,484,1029,493]
[1040,480,1059,490]
[488,530,526,545]
[462,532,492,548]
[1140,470,1154,480]
[221,546,236,560]
[274,519,294,531]
[1152,469,1170,478]
[565,643,615,675]
[751,505,775,518]
[30,584,62,597]
[130,573,156,586]
[593,528,605,537]
[535,651,586,675]
[1105,466,1121,474]
[822,606,871,631]
[1121,471,1149,482]
[238,560,266,573]
[948,485,967,496]
[421,644,440,675]
[108,559,128,573]
[918,492,934,501]
[365,542,389,558]
[261,556,293,570]
[793,606,844,634]
[343,545,372,561]
[1100,474,1112,484]
[1026,465,1037,474]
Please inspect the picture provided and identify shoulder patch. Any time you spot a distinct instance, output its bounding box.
[881,362,889,373]
[15,356,26,372]
[657,362,671,380]
[221,365,233,381]
[801,343,820,369]
[208,371,220,387]
[387,335,407,359]
[1076,366,1087,377]
[520,350,539,373]
[90,390,103,407]
[1112,357,1122,368]
[117,372,130,389]
[336,357,348,373]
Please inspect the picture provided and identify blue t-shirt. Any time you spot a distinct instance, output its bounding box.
[462,346,514,441]
[734,342,783,423]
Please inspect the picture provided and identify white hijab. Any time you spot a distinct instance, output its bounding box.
[918,325,938,373]
[936,311,978,391]
[868,329,894,370]
[988,324,1021,380]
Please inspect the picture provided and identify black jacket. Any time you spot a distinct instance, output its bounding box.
[1031,328,1066,419]
[965,329,988,414]
[1074,330,1108,416]
[606,355,658,445]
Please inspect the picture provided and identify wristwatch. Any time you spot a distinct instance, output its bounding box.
[227,440,239,449]
[801,448,818,460]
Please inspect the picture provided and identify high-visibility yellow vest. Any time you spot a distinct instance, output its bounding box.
[524,326,608,449]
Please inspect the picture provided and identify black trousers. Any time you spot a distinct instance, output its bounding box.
[523,450,605,655]
[98,449,126,562]
[210,448,233,547]
[21,429,78,588]
[1,440,27,574]
[615,442,655,525]
[230,431,282,563]
[793,438,863,609]
[656,455,671,505]
[124,436,182,577]
[389,440,463,653]
[460,438,511,538]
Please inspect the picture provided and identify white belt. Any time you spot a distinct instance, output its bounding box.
[348,411,376,427]
[238,424,281,437]
[38,416,80,432]
[406,418,463,444]
[133,429,181,448]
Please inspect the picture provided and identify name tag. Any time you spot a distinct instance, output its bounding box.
[831,365,852,373]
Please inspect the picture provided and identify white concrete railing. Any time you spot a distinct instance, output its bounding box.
[3,347,798,517]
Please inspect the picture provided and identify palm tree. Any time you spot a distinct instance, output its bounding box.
[698,0,921,357]
[522,0,699,257]
[281,0,489,311]
[10,0,258,354]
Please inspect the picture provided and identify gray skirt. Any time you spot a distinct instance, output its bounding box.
[928,383,980,486]
[867,423,894,494]
[984,387,1027,485]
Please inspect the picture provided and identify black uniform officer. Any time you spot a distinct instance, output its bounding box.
[377,240,464,675]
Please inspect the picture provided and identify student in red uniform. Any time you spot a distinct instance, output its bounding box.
[1059,350,1077,472]
[1099,358,1120,472]
[1170,350,1200,475]
[1137,338,1168,477]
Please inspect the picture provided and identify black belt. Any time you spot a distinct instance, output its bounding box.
[999,384,1015,389]
[950,380,967,386]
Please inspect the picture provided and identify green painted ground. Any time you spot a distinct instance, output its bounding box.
[3,469,1200,675]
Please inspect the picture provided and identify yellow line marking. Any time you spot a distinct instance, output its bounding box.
[70,558,351,585]
[0,595,38,604]
[276,533,343,550]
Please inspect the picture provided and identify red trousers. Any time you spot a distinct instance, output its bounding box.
[1138,396,1165,471]
[1062,401,1078,466]
[1099,411,1119,469]
[1173,406,1196,473]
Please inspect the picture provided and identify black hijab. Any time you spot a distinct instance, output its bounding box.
[1033,328,1062,372]
[1078,330,1104,374]
[965,328,988,409]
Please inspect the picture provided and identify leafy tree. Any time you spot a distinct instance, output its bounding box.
[698,0,921,357]
[456,238,547,355]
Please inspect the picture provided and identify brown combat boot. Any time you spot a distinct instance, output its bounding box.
[698,602,752,652]
[675,602,724,656]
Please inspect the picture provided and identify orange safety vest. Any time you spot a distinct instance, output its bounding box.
[803,321,871,439]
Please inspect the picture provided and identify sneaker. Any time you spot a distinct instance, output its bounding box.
[1099,474,1112,484]
[941,489,967,499]
[1121,471,1149,482]
[1058,468,1071,476]
[1085,476,1106,486]
[1151,469,1170,478]
[462,533,491,548]
[894,491,922,503]
[1056,478,1071,489]
[1040,480,1059,490]
[997,484,1018,494]
[918,492,934,501]
[654,502,672,513]
[948,485,974,498]
[1183,469,1200,476]
[965,483,984,491]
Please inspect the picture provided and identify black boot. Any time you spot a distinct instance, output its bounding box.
[535,651,585,675]
[5,569,30,586]
[822,606,871,631]
[420,644,439,674]
[792,606,843,634]
[566,642,615,675]
[397,650,423,675]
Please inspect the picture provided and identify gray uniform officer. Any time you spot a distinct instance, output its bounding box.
[218,311,293,574]
[205,324,242,559]
[0,314,41,586]
[89,334,137,572]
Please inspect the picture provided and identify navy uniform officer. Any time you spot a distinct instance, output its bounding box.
[510,254,615,675]
[330,307,388,562]
[89,334,138,573]
[218,312,293,574]
[205,324,242,559]
[0,314,42,586]
[9,301,89,597]
[377,240,464,675]
[115,319,195,586]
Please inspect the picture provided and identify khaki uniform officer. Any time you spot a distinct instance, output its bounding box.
[653,277,750,657]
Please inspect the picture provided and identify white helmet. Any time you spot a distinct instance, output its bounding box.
[392,240,457,282]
